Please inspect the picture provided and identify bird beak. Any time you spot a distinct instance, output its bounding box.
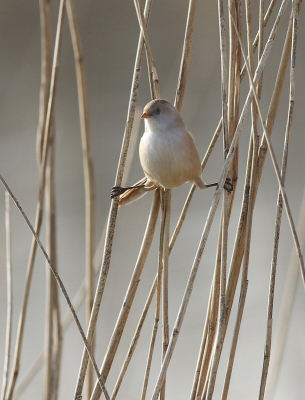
[141,112,151,119]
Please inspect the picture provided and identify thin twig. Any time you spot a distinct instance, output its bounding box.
[1,192,13,400]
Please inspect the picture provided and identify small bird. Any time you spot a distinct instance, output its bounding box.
[111,99,233,205]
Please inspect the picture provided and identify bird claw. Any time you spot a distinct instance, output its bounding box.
[224,178,234,193]
[111,186,125,199]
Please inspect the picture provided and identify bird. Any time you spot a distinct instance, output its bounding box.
[111,99,233,206]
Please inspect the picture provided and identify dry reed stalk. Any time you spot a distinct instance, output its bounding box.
[0,175,110,400]
[4,1,67,398]
[194,225,222,399]
[36,1,59,398]
[140,190,164,400]
[65,0,96,396]
[189,281,214,400]
[220,281,248,400]
[110,271,157,400]
[190,6,241,388]
[204,1,230,397]
[265,184,305,400]
[227,0,241,186]
[133,0,161,99]
[95,190,160,400]
[193,3,239,398]
[150,1,291,397]
[0,193,12,400]
[51,280,62,400]
[44,137,59,400]
[257,0,265,99]
[225,8,293,339]
[245,0,259,140]
[161,190,171,400]
[36,0,52,167]
[240,0,278,81]
[73,0,155,396]
[249,55,305,287]
[258,1,301,398]
[254,12,293,191]
[174,0,198,111]
[221,128,259,400]
[140,286,161,400]
[219,115,256,400]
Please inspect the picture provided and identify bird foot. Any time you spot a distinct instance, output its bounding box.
[224,178,234,193]
[111,186,127,199]
[111,181,147,199]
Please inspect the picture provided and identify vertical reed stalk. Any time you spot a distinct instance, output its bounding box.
[258,2,301,398]
[66,0,96,396]
[161,189,171,400]
[265,184,305,400]
[0,193,12,400]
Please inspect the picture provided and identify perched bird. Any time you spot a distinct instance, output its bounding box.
[111,99,232,205]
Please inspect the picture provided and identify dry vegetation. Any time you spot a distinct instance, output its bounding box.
[0,0,304,399]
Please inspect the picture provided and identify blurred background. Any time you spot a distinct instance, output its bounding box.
[0,1,305,399]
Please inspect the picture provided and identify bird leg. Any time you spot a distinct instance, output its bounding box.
[205,178,233,193]
[111,179,147,199]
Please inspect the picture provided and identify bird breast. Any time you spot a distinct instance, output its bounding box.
[139,128,202,189]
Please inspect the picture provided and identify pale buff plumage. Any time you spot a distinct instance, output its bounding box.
[111,99,232,205]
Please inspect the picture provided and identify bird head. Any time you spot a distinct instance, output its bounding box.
[141,99,184,132]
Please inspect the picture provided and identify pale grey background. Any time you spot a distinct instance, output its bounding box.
[0,1,305,399]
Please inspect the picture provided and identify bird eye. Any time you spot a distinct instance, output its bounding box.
[155,107,161,114]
